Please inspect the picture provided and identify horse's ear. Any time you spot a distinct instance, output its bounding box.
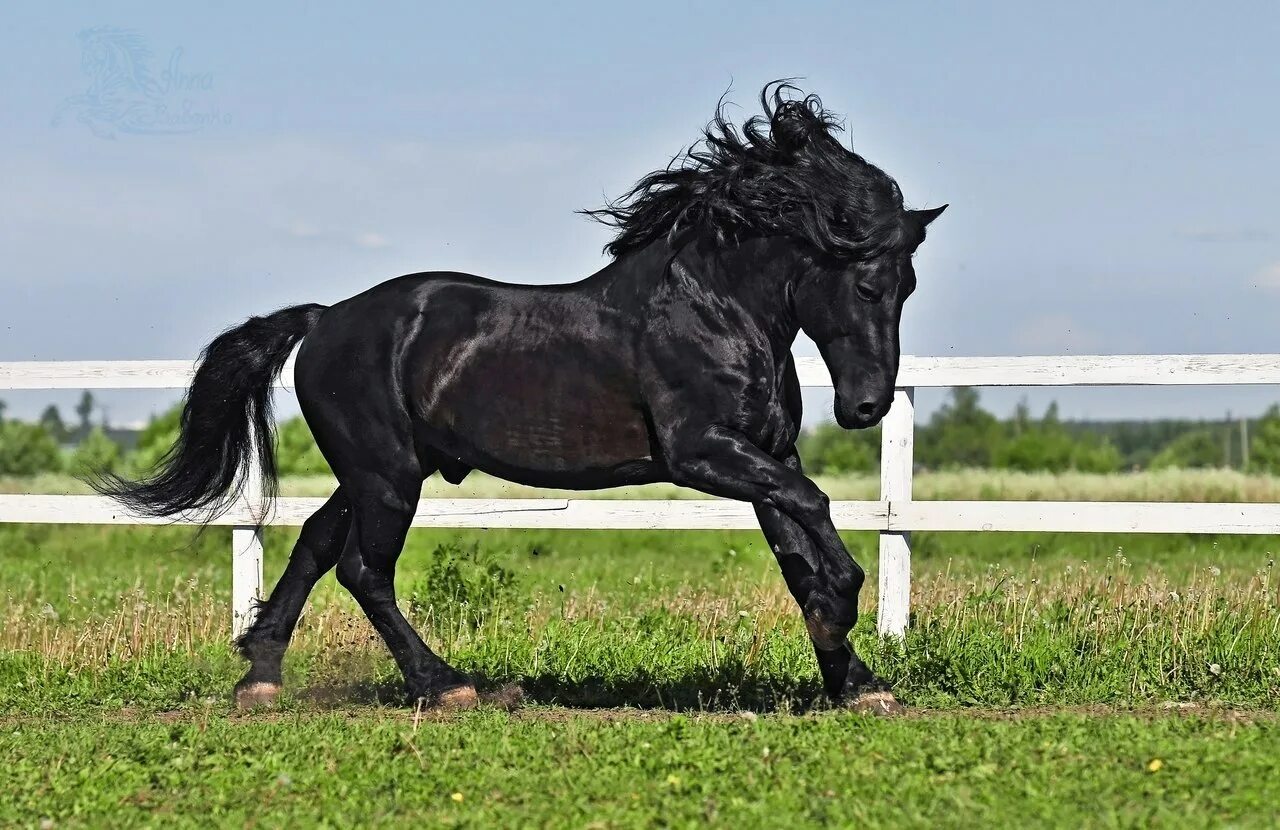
[908,205,948,228]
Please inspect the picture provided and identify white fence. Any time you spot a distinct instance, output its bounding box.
[4,354,1280,639]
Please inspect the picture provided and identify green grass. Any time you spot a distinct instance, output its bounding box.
[4,709,1279,828]
[3,470,1280,826]
[3,524,1278,713]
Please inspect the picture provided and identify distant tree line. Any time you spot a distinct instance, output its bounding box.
[3,388,1280,478]
[797,388,1280,475]
[0,392,335,478]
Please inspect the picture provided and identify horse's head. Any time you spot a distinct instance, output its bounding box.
[737,86,945,429]
[795,204,945,428]
[584,82,946,429]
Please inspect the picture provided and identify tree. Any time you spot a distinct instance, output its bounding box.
[0,421,63,476]
[917,387,1005,468]
[1011,398,1032,436]
[39,405,68,444]
[127,407,332,479]
[1150,429,1226,470]
[1069,437,1123,473]
[994,425,1073,471]
[75,391,95,432]
[992,400,1123,473]
[1249,406,1280,474]
[797,422,878,474]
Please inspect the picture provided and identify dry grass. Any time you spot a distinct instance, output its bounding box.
[8,468,1280,502]
[6,557,1278,706]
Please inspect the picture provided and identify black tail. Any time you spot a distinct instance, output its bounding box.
[90,303,328,518]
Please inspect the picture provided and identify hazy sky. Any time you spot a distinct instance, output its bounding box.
[2,1,1278,426]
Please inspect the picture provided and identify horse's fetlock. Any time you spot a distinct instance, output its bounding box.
[236,635,286,665]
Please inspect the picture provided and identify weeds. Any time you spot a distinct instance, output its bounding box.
[4,542,1278,714]
[404,541,519,631]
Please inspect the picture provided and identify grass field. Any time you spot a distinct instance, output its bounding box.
[3,471,1280,826]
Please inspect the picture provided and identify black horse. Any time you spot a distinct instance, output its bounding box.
[96,84,945,714]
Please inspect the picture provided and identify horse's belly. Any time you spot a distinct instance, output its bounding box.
[414,351,655,475]
[473,404,653,471]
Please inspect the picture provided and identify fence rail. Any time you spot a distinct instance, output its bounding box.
[4,353,1279,638]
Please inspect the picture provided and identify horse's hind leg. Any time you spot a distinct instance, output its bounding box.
[234,489,352,708]
[335,468,476,709]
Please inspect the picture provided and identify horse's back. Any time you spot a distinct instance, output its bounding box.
[295,269,664,489]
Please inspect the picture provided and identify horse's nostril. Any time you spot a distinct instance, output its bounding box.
[856,401,877,417]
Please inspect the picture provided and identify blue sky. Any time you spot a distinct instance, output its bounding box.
[2,1,1278,425]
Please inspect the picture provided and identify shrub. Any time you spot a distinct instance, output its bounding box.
[404,542,518,630]
[71,427,122,476]
[0,421,63,476]
[275,417,330,477]
[1068,437,1123,473]
[125,404,182,476]
[1250,406,1280,474]
[1150,429,1225,470]
[797,422,877,474]
[917,388,1006,469]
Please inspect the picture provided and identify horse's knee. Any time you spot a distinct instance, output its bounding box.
[837,561,866,600]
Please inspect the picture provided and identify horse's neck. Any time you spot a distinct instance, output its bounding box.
[671,237,802,348]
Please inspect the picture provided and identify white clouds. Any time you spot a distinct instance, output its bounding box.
[285,221,322,239]
[1175,228,1272,243]
[354,231,390,250]
[1254,262,1280,290]
[281,221,389,250]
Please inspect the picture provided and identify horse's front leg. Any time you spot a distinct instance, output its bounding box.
[753,459,900,713]
[666,430,898,711]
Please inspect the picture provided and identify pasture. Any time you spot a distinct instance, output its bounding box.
[3,471,1280,827]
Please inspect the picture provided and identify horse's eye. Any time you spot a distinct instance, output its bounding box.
[856,282,882,303]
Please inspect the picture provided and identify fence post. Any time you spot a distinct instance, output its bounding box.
[878,387,915,637]
[230,444,265,641]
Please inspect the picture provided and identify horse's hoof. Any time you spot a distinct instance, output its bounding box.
[848,690,904,716]
[429,685,479,711]
[234,681,282,710]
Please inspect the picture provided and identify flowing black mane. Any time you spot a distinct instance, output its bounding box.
[584,82,908,260]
